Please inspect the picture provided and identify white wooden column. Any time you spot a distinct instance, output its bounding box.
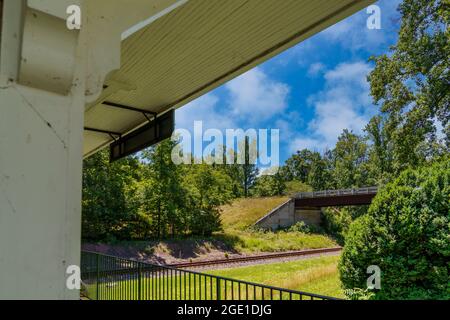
[0,0,185,299]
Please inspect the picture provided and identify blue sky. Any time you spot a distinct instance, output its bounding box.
[175,0,403,165]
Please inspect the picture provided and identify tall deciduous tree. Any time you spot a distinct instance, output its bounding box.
[252,169,286,197]
[368,0,449,174]
[141,139,186,239]
[281,149,332,191]
[82,151,142,240]
[331,130,370,189]
[239,136,259,197]
[364,115,395,185]
[183,163,233,236]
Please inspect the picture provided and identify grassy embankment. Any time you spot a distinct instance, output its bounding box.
[216,197,337,253]
[210,255,343,298]
[83,197,338,261]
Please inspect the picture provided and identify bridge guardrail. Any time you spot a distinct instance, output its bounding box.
[294,187,378,199]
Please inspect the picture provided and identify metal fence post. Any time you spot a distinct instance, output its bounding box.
[216,278,221,300]
[96,253,100,300]
[138,262,142,300]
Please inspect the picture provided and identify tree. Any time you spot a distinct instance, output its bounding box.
[339,160,450,299]
[81,150,142,240]
[331,130,370,189]
[282,149,331,191]
[238,136,259,197]
[220,147,245,198]
[183,163,233,236]
[282,149,314,182]
[141,139,186,239]
[307,151,332,190]
[368,0,449,174]
[365,115,395,185]
[252,170,286,197]
[284,180,313,196]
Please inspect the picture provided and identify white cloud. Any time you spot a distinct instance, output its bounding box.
[290,137,328,153]
[274,0,402,69]
[307,62,326,77]
[291,61,376,153]
[176,67,291,131]
[175,93,235,131]
[321,0,402,52]
[225,68,290,122]
[275,111,303,140]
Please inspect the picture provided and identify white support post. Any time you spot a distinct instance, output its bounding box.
[0,0,186,300]
[0,0,85,299]
[0,83,85,300]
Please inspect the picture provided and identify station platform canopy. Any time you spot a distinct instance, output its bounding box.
[83,0,374,157]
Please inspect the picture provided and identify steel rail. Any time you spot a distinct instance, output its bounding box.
[167,247,342,268]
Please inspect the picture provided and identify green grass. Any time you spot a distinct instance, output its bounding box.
[220,196,289,230]
[84,255,343,300]
[216,197,337,253]
[209,255,344,298]
[83,197,338,262]
[217,229,337,253]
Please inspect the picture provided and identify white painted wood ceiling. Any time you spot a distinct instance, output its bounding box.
[83,0,374,157]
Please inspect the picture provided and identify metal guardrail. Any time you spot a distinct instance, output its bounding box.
[81,251,340,301]
[294,187,378,199]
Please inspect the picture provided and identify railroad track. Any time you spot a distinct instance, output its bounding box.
[167,247,342,269]
[80,247,343,280]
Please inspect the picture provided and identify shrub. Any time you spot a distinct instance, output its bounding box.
[288,221,312,233]
[189,208,223,236]
[322,208,353,244]
[284,180,312,197]
[287,221,323,234]
[345,288,376,300]
[339,160,449,300]
[322,206,370,245]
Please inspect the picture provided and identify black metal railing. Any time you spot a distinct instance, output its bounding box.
[295,186,378,199]
[80,251,340,301]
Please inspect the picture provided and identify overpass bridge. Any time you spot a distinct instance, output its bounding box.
[294,187,378,208]
[255,187,378,231]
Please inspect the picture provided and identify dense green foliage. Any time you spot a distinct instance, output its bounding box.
[339,160,450,299]
[183,163,234,236]
[337,0,449,299]
[82,141,234,240]
[82,124,399,241]
[82,137,261,240]
[82,152,142,241]
[140,139,188,238]
[251,170,286,197]
[368,0,449,174]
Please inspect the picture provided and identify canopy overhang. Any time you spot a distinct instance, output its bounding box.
[83,0,375,157]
